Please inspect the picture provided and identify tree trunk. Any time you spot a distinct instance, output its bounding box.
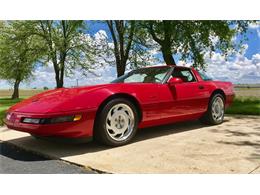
[116,61,126,77]
[12,79,20,99]
[56,79,63,88]
[59,67,64,88]
[107,20,135,78]
[161,45,176,65]
[55,72,64,88]
[53,61,64,88]
[59,54,65,88]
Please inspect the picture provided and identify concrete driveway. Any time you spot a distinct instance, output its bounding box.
[0,115,260,173]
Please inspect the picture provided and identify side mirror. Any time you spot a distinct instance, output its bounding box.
[168,77,184,86]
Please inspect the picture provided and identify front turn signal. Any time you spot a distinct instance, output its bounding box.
[73,115,82,121]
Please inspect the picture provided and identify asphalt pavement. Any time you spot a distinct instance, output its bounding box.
[0,142,93,174]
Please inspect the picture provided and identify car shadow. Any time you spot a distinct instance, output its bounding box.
[2,119,211,159]
[217,140,260,161]
[208,117,260,161]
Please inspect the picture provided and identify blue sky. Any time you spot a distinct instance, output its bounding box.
[0,21,259,89]
[236,28,260,58]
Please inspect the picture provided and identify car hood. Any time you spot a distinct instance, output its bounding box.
[9,83,115,114]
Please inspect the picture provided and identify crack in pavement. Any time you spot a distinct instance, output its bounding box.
[248,164,260,174]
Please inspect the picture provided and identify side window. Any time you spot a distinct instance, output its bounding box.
[154,73,166,83]
[180,70,196,82]
[172,69,196,82]
[124,73,146,83]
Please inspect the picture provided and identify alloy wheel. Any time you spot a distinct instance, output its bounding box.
[105,103,135,141]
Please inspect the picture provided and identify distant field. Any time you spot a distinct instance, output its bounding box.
[0,89,44,98]
[234,88,260,98]
[234,84,260,88]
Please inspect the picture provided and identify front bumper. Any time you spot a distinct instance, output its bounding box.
[4,110,97,138]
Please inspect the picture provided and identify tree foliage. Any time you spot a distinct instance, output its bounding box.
[142,20,250,68]
[106,20,136,77]
[106,20,159,77]
[20,20,94,88]
[0,21,44,99]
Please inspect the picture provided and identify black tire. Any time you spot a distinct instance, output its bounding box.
[200,93,225,125]
[94,98,139,146]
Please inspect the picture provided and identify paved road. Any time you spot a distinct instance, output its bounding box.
[0,142,93,174]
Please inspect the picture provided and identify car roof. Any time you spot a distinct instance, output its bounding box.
[143,65,191,69]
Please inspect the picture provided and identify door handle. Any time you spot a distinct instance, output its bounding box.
[198,85,204,89]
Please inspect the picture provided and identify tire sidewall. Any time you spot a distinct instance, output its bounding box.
[96,98,139,146]
[208,94,225,125]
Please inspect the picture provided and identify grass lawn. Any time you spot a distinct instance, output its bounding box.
[0,95,259,126]
[226,97,260,115]
[0,98,24,126]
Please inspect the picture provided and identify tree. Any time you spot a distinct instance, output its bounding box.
[106,20,136,77]
[143,20,250,68]
[23,20,94,88]
[0,21,44,99]
[105,20,160,77]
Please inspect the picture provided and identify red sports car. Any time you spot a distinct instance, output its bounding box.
[4,65,234,146]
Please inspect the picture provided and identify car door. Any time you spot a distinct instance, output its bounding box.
[122,71,165,123]
[136,83,162,122]
[158,68,209,120]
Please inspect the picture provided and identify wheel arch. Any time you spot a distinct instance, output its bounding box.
[210,89,226,101]
[95,93,143,123]
[200,88,226,125]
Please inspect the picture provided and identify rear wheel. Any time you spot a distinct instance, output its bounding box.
[200,94,225,125]
[94,98,138,146]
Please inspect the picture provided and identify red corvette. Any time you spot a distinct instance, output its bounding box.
[4,65,234,146]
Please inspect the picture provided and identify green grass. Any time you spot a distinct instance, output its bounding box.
[0,98,24,126]
[226,97,260,115]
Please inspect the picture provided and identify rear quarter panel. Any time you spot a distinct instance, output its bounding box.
[192,68,234,108]
[211,81,235,107]
[197,80,234,108]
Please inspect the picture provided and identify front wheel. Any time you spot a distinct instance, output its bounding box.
[94,98,139,146]
[200,94,225,125]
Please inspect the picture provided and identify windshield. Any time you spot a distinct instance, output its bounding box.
[111,66,171,83]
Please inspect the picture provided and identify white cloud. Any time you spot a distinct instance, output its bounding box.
[0,65,117,89]
[204,51,260,84]
[64,65,117,87]
[257,29,260,38]
[249,22,260,29]
[248,22,260,38]
[177,60,192,67]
